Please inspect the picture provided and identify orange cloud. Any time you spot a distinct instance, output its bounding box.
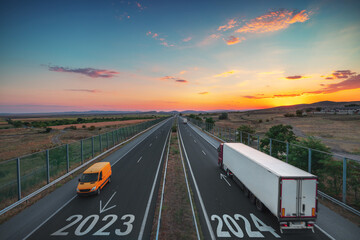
[160,76,188,83]
[321,70,356,80]
[175,79,188,83]
[224,36,245,45]
[198,92,209,95]
[65,89,101,93]
[285,75,311,80]
[147,31,175,47]
[236,9,309,34]
[48,66,119,78]
[198,34,221,46]
[214,70,239,78]
[218,19,237,31]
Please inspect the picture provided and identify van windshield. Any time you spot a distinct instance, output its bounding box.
[80,173,98,182]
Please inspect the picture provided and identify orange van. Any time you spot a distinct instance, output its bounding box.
[77,162,112,196]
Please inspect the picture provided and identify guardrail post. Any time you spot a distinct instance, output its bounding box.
[81,139,83,164]
[269,139,272,156]
[234,130,236,142]
[286,142,289,163]
[248,133,250,146]
[46,150,50,184]
[99,135,102,151]
[17,157,21,200]
[308,148,312,173]
[343,157,347,203]
[257,136,260,150]
[66,144,69,173]
[92,137,94,157]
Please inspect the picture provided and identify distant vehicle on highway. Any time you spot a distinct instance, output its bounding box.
[183,118,187,124]
[218,143,318,233]
[77,162,112,196]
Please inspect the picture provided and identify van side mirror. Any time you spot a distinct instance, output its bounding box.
[99,177,102,181]
[78,178,80,182]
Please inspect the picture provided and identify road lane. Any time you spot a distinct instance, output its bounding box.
[26,118,173,240]
[178,120,330,240]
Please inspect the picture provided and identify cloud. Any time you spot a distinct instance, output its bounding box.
[285,75,305,80]
[160,76,176,80]
[321,70,356,80]
[183,37,192,42]
[224,36,245,45]
[175,79,188,83]
[243,73,360,99]
[236,9,309,34]
[214,70,239,78]
[64,89,100,93]
[179,70,187,75]
[218,19,237,31]
[147,31,174,47]
[198,33,221,46]
[198,92,209,95]
[48,66,119,78]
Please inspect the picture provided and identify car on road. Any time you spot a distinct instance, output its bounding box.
[77,162,112,196]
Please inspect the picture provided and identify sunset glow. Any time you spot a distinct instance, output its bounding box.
[0,0,359,113]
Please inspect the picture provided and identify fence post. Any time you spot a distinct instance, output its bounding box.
[269,139,272,156]
[81,140,83,164]
[234,130,237,142]
[106,133,109,149]
[92,137,94,158]
[308,148,312,173]
[66,144,69,173]
[343,157,347,203]
[247,133,250,146]
[17,158,21,200]
[286,142,289,163]
[99,135,102,151]
[46,150,50,184]
[112,131,115,146]
[257,136,260,150]
[240,131,243,143]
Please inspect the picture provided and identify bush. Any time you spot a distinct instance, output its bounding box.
[205,117,215,131]
[284,113,295,117]
[296,110,303,117]
[172,125,177,132]
[219,112,228,120]
[88,126,96,131]
[82,125,86,129]
[45,127,52,133]
[266,119,269,122]
[258,119,262,123]
[69,126,77,130]
[237,125,256,143]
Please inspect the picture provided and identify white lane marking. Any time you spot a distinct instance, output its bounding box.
[177,128,201,240]
[186,121,337,240]
[178,126,216,240]
[155,126,172,239]
[138,129,171,240]
[24,118,173,240]
[99,192,117,214]
[220,173,231,187]
[194,139,197,143]
[202,150,206,155]
[137,156,143,163]
[149,143,152,147]
[187,122,217,149]
[23,195,77,240]
[315,224,336,240]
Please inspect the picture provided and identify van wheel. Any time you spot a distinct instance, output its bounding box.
[256,198,264,212]
[97,188,100,195]
[244,187,249,197]
[250,193,256,204]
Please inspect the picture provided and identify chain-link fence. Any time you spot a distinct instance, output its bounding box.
[0,117,167,212]
[188,118,360,212]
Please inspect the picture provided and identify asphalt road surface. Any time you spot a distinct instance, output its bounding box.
[4,117,174,240]
[178,120,330,240]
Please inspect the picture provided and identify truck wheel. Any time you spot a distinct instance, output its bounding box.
[256,198,264,212]
[250,192,256,204]
[244,187,249,197]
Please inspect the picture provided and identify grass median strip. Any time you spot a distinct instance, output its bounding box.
[151,124,200,239]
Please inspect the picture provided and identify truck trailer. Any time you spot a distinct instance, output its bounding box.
[218,143,318,233]
[183,118,188,124]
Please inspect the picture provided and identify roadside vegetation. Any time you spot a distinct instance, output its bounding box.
[151,122,199,239]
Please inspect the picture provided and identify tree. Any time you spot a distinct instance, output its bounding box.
[284,113,295,117]
[237,125,255,144]
[260,124,297,158]
[219,112,228,120]
[316,107,322,112]
[205,117,215,131]
[296,109,303,117]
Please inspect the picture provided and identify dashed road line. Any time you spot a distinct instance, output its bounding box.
[202,150,206,155]
[137,156,143,163]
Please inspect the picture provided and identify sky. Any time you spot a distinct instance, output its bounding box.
[0,0,359,113]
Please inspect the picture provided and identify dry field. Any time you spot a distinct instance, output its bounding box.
[0,119,152,162]
[200,111,360,158]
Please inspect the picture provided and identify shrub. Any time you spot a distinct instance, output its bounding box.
[219,112,228,120]
[258,119,263,123]
[266,119,269,122]
[45,127,52,133]
[296,110,303,117]
[82,125,86,129]
[69,126,77,130]
[88,126,96,131]
[284,113,295,117]
[172,125,177,132]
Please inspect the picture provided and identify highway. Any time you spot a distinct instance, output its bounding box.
[0,117,173,240]
[177,120,330,240]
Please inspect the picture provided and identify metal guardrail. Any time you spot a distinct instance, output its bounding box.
[0,117,169,215]
[186,117,360,215]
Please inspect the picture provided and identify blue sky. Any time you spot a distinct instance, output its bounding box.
[0,0,359,112]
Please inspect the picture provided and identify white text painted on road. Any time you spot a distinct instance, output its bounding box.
[100,192,117,214]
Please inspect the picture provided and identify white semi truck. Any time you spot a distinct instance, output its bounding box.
[183,118,187,124]
[218,143,318,233]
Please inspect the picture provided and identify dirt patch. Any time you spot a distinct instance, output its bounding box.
[50,119,149,130]
[151,129,198,240]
